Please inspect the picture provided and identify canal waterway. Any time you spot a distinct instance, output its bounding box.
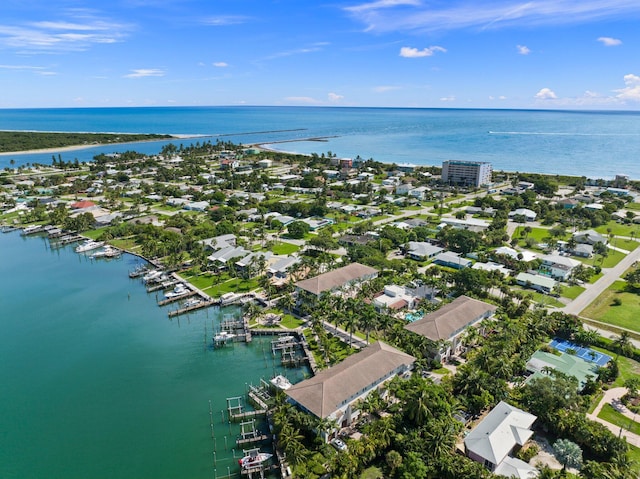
[0,231,308,479]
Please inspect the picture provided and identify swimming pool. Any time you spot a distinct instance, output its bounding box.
[405,311,424,322]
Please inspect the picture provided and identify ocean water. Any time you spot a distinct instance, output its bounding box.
[0,231,306,479]
[1,107,640,179]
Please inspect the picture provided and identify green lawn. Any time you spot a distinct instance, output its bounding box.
[595,221,640,237]
[598,404,640,435]
[512,226,565,243]
[270,242,300,255]
[511,286,564,308]
[590,345,640,388]
[577,249,627,269]
[627,203,640,212]
[581,280,640,333]
[178,271,259,295]
[279,314,305,329]
[560,284,585,300]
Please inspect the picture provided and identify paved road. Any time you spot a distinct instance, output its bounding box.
[562,243,640,316]
[587,387,640,447]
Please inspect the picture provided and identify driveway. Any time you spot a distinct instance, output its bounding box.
[587,387,640,447]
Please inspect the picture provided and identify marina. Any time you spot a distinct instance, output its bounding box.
[0,230,308,479]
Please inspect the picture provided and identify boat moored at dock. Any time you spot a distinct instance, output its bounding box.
[75,240,105,253]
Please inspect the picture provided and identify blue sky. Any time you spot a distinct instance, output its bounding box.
[1,0,640,109]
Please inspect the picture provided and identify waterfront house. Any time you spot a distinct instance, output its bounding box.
[199,234,237,251]
[285,341,415,437]
[294,262,378,311]
[404,295,497,361]
[464,401,538,478]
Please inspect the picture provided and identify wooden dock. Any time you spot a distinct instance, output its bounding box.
[157,290,198,306]
[168,299,215,317]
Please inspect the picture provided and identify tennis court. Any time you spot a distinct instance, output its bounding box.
[549,338,612,367]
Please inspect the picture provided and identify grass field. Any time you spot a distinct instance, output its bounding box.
[581,281,640,333]
[560,284,585,300]
[598,403,640,435]
[595,221,640,237]
[270,242,300,255]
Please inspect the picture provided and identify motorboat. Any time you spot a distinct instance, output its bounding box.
[91,246,121,259]
[183,298,201,308]
[270,375,292,391]
[238,452,272,469]
[164,284,188,299]
[213,331,236,342]
[142,270,163,283]
[75,240,104,253]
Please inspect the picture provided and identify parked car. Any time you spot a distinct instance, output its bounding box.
[330,438,347,452]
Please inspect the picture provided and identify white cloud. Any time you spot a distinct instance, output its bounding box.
[328,92,344,102]
[597,36,622,46]
[0,12,131,53]
[615,73,640,101]
[535,87,557,99]
[213,62,228,67]
[344,0,640,34]
[399,46,446,58]
[345,0,421,14]
[372,85,400,92]
[517,44,530,55]
[265,46,322,60]
[124,69,165,78]
[440,96,456,102]
[489,95,507,100]
[202,15,249,26]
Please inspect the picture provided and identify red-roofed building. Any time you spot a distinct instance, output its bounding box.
[70,200,96,210]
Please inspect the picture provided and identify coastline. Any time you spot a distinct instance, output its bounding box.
[0,133,203,157]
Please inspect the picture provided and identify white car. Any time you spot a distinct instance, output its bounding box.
[330,438,347,452]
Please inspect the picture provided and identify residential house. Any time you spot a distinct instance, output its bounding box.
[199,234,237,251]
[257,159,273,168]
[515,272,557,294]
[572,229,606,245]
[464,401,538,478]
[526,350,604,391]
[540,254,581,281]
[508,208,537,222]
[395,183,414,195]
[439,217,491,232]
[208,245,250,268]
[286,342,415,437]
[372,285,420,312]
[184,201,210,212]
[570,243,593,258]
[472,261,511,276]
[408,186,430,201]
[404,295,497,361]
[493,246,538,263]
[235,251,273,278]
[267,256,300,281]
[294,263,378,310]
[432,251,472,269]
[406,241,444,261]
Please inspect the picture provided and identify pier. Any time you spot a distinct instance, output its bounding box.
[236,419,269,447]
[169,299,216,318]
[157,290,198,306]
[226,396,266,422]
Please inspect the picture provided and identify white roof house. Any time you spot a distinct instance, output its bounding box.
[540,254,581,281]
[406,242,444,261]
[508,208,537,221]
[494,246,538,263]
[572,229,606,245]
[464,401,538,478]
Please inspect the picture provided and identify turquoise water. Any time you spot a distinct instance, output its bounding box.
[404,311,424,322]
[1,107,640,179]
[0,232,306,479]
